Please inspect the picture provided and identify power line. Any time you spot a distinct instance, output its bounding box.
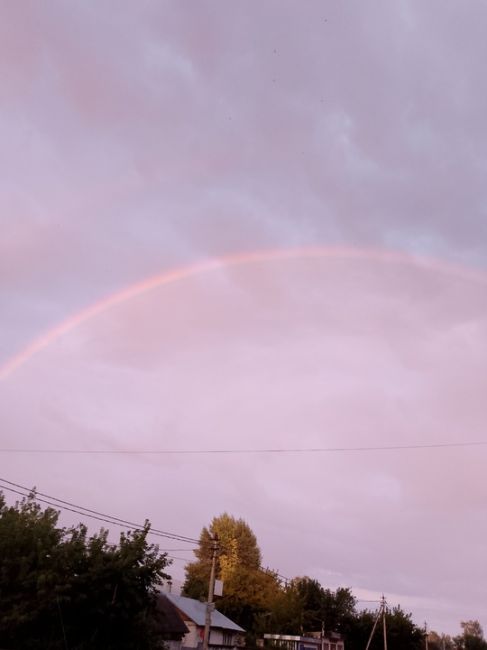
[357,599,382,603]
[0,479,291,586]
[0,479,406,606]
[0,476,294,584]
[0,440,487,455]
[0,477,199,544]
[0,482,196,570]
[159,548,198,553]
[0,479,454,617]
[0,483,148,532]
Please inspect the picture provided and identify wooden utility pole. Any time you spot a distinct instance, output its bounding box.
[382,596,387,650]
[365,595,387,650]
[202,535,219,650]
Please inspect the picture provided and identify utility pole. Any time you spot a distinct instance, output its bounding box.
[365,595,387,650]
[382,596,387,650]
[202,535,219,650]
[424,622,429,650]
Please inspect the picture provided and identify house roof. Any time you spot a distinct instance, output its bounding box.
[156,595,190,639]
[165,593,245,633]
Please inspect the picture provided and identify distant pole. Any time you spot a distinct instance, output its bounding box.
[202,535,219,650]
[382,596,387,650]
[424,622,429,650]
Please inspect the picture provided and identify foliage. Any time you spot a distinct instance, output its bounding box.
[183,513,263,599]
[428,631,455,650]
[0,491,171,649]
[184,515,361,644]
[183,512,262,597]
[172,511,483,650]
[266,577,356,636]
[344,606,423,650]
[183,513,281,636]
[454,621,487,650]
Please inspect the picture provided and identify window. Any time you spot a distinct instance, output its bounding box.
[223,632,234,646]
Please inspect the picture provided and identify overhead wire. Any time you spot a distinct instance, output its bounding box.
[0,480,196,568]
[0,479,292,594]
[0,476,294,583]
[0,477,199,544]
[160,548,197,552]
[0,478,417,609]
[0,440,486,454]
[0,476,455,608]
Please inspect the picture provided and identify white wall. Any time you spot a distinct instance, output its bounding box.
[181,623,238,649]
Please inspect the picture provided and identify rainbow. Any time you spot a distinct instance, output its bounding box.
[2,245,486,381]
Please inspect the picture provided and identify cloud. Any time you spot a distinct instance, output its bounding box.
[2,0,487,635]
[2,256,487,632]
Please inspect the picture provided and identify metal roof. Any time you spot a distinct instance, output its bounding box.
[165,593,245,633]
[156,595,190,639]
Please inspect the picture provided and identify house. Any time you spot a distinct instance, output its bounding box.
[155,594,190,650]
[262,633,344,650]
[161,593,245,650]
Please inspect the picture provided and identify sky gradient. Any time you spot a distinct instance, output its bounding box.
[2,0,487,635]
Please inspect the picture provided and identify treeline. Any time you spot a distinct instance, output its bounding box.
[429,622,487,650]
[1,495,485,650]
[0,492,170,649]
[183,514,487,650]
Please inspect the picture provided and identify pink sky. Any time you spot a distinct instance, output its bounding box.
[2,0,487,635]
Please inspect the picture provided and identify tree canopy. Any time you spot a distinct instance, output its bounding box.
[183,514,437,650]
[2,499,476,650]
[0,491,171,649]
[454,621,487,650]
[183,513,280,634]
[344,606,423,650]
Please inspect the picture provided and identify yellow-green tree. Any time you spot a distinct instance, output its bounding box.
[183,513,280,634]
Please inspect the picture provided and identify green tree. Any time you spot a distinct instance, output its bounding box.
[267,577,356,636]
[0,491,171,649]
[294,577,324,631]
[454,621,487,650]
[428,631,455,650]
[322,586,356,635]
[345,606,423,650]
[266,581,304,634]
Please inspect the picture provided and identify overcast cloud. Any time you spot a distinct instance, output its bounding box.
[2,0,487,634]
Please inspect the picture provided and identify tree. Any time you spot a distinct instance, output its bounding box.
[345,606,423,650]
[461,622,484,639]
[183,513,280,635]
[0,491,171,649]
[293,577,324,632]
[266,577,356,636]
[322,586,356,635]
[264,577,324,635]
[428,631,455,650]
[454,621,487,650]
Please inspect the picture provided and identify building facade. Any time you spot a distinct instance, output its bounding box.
[263,633,344,650]
[163,593,245,650]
